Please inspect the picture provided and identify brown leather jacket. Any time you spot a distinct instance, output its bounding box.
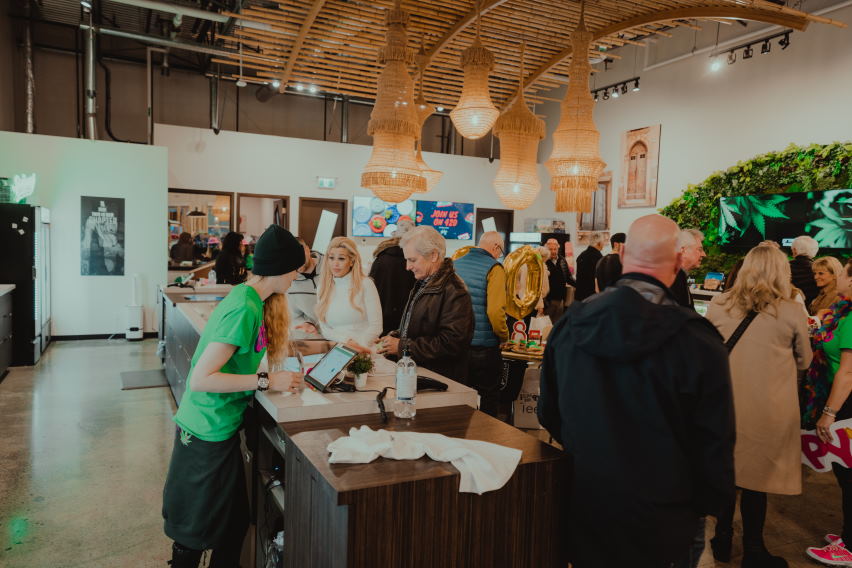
[396,258,474,383]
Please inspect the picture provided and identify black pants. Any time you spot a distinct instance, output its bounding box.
[834,463,852,543]
[467,345,503,416]
[715,488,769,550]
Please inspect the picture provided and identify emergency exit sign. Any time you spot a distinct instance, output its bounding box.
[317,177,336,189]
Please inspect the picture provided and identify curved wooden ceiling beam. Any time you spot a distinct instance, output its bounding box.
[422,0,512,65]
[275,0,329,93]
[505,6,822,109]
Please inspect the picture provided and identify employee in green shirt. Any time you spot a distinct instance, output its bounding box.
[163,224,305,568]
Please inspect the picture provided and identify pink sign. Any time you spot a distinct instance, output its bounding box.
[802,418,852,472]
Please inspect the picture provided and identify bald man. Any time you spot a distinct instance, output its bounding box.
[453,231,509,416]
[538,215,735,568]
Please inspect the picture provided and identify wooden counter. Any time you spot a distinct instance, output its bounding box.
[269,405,567,568]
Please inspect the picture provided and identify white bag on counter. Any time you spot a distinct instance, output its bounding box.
[513,367,542,430]
[529,315,553,341]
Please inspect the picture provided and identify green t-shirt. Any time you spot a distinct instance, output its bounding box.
[824,315,852,379]
[174,284,266,441]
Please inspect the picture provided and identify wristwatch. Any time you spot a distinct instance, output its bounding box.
[257,372,270,392]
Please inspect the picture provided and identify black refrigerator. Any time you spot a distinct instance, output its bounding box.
[0,203,51,366]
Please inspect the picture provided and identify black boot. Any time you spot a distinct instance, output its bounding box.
[711,530,733,563]
[169,542,202,568]
[741,547,788,568]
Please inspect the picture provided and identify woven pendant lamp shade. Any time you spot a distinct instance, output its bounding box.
[450,5,499,141]
[492,46,545,210]
[412,67,443,193]
[360,3,425,202]
[544,15,606,213]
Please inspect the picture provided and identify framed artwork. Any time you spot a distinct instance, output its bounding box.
[618,124,661,208]
[577,171,612,232]
[81,196,125,276]
[523,218,566,233]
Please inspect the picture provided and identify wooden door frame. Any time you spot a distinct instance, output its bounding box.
[475,207,515,251]
[168,187,235,231]
[235,192,290,231]
[298,196,349,243]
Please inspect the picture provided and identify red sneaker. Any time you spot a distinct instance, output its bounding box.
[807,543,852,566]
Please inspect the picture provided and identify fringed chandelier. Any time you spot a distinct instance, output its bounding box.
[413,62,443,193]
[492,43,545,210]
[360,1,425,202]
[449,2,499,140]
[545,8,606,213]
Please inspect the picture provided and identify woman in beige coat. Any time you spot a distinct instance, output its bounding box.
[706,245,812,568]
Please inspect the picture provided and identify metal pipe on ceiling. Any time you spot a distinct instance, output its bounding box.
[79,24,279,64]
[104,0,273,31]
[24,0,35,134]
[83,14,98,139]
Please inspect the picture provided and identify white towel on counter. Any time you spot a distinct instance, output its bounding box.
[327,426,523,494]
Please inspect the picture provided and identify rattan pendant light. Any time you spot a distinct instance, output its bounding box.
[414,62,443,192]
[545,7,606,213]
[360,1,425,202]
[492,44,545,210]
[449,2,499,140]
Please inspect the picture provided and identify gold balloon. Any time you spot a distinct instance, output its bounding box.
[504,245,544,320]
[451,246,474,260]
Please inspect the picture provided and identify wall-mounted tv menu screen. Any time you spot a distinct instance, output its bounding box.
[719,189,852,250]
[352,196,416,238]
[415,200,475,240]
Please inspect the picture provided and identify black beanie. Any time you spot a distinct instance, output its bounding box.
[252,225,305,276]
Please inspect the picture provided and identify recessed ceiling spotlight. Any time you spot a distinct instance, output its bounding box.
[308,85,318,93]
[295,84,305,91]
[271,79,281,89]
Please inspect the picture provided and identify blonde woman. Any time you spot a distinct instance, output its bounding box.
[163,225,306,568]
[811,256,844,315]
[299,236,382,352]
[706,246,812,567]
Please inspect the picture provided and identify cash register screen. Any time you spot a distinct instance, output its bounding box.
[694,300,710,317]
[304,344,358,392]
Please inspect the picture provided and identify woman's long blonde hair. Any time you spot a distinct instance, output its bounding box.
[316,236,365,323]
[263,291,290,366]
[722,245,792,315]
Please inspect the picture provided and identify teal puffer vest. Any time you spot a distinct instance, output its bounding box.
[454,247,500,347]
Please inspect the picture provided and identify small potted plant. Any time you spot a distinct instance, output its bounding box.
[347,353,374,389]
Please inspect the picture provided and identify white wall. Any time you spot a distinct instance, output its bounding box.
[155,123,574,257]
[0,132,167,335]
[538,3,852,235]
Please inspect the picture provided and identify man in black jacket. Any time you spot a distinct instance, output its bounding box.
[790,235,820,306]
[369,220,417,336]
[538,215,735,568]
[574,233,604,301]
[594,232,626,292]
[670,228,706,308]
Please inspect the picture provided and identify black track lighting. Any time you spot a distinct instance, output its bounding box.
[594,91,599,101]
[761,40,771,54]
[743,46,753,59]
[619,83,627,95]
[611,87,619,99]
[602,90,610,101]
[728,51,736,65]
[632,79,640,92]
[779,33,791,50]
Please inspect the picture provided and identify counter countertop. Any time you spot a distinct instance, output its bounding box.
[0,284,15,297]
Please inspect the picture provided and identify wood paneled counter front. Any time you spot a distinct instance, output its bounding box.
[268,405,567,568]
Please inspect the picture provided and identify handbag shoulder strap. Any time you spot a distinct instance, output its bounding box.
[725,310,759,352]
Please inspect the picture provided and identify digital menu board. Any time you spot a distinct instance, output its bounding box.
[352,196,416,238]
[415,200,475,240]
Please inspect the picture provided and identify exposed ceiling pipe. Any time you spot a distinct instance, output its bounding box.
[83,12,98,139]
[79,24,279,64]
[104,0,273,31]
[24,0,35,134]
[210,73,221,135]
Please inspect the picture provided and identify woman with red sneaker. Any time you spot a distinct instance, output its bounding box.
[803,259,852,566]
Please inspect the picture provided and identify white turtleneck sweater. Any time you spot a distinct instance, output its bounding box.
[318,272,383,348]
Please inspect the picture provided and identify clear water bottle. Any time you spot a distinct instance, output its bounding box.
[208,269,217,284]
[394,349,417,418]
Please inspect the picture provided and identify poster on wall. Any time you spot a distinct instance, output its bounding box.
[523,219,566,233]
[81,196,125,276]
[415,200,474,240]
[618,124,661,208]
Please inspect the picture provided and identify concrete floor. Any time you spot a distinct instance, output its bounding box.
[0,338,843,567]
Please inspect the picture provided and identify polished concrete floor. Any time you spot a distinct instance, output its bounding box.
[0,339,843,567]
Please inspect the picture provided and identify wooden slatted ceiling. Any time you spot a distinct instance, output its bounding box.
[211,0,844,109]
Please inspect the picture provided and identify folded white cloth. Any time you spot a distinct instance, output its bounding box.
[327,426,523,494]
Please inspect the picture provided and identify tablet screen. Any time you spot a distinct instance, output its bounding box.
[305,344,358,391]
